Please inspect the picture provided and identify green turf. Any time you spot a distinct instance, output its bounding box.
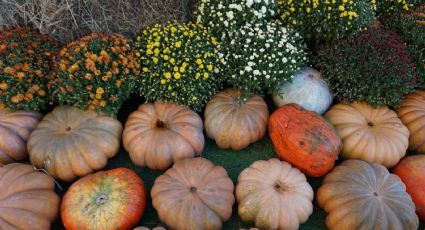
[51,96,424,230]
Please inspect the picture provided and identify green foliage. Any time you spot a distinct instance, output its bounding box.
[315,27,419,107]
[0,28,57,111]
[134,22,222,111]
[277,0,375,42]
[218,20,308,96]
[50,33,140,115]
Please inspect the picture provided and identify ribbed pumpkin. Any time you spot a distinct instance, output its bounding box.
[61,168,146,230]
[0,163,60,230]
[317,160,419,230]
[0,109,42,165]
[269,104,342,177]
[394,155,425,220]
[123,101,204,170]
[236,158,314,230]
[273,67,333,115]
[28,106,122,181]
[204,88,269,151]
[325,101,409,167]
[151,158,235,230]
[397,91,425,154]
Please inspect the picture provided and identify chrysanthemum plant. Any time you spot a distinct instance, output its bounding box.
[195,0,277,40]
[50,33,140,116]
[277,0,376,43]
[218,20,308,99]
[134,21,222,111]
[0,28,58,111]
[315,27,419,108]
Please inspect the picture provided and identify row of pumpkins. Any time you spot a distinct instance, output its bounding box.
[1,68,425,229]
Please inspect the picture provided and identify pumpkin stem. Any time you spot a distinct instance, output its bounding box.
[65,126,72,131]
[190,186,197,192]
[96,194,108,205]
[367,122,374,127]
[156,119,166,128]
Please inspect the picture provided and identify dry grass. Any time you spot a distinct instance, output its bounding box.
[0,0,197,43]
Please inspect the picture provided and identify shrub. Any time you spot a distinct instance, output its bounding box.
[195,0,277,39]
[315,27,418,107]
[134,22,222,111]
[372,0,420,19]
[382,5,425,86]
[50,33,140,115]
[0,28,57,111]
[277,0,375,42]
[218,20,308,96]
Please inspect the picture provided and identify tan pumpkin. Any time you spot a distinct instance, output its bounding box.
[397,91,425,154]
[0,109,42,165]
[204,88,269,150]
[28,106,122,181]
[317,160,418,230]
[236,158,314,230]
[123,101,204,170]
[151,158,235,230]
[0,163,60,230]
[325,101,409,167]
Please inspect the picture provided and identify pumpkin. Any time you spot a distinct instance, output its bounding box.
[317,160,419,230]
[61,168,146,230]
[133,227,166,230]
[268,104,342,177]
[273,67,333,115]
[123,101,204,170]
[236,158,314,230]
[204,88,269,150]
[394,155,425,220]
[325,101,409,168]
[0,163,60,230]
[0,109,42,165]
[414,4,425,26]
[151,158,235,230]
[28,106,122,181]
[397,91,425,154]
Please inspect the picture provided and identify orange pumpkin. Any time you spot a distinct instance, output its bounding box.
[397,91,425,154]
[204,88,269,150]
[326,101,409,167]
[61,168,146,230]
[0,109,42,165]
[268,104,342,177]
[318,160,418,230]
[123,101,204,170]
[394,155,425,220]
[28,106,122,181]
[151,158,235,230]
[0,163,60,230]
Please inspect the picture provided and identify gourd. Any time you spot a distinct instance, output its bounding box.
[28,106,122,181]
[123,101,204,170]
[394,155,425,220]
[204,88,269,151]
[61,168,146,230]
[397,91,425,154]
[0,163,60,230]
[317,160,418,230]
[273,67,332,114]
[151,158,234,230]
[0,109,42,165]
[325,101,409,167]
[236,158,314,230]
[269,103,342,177]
